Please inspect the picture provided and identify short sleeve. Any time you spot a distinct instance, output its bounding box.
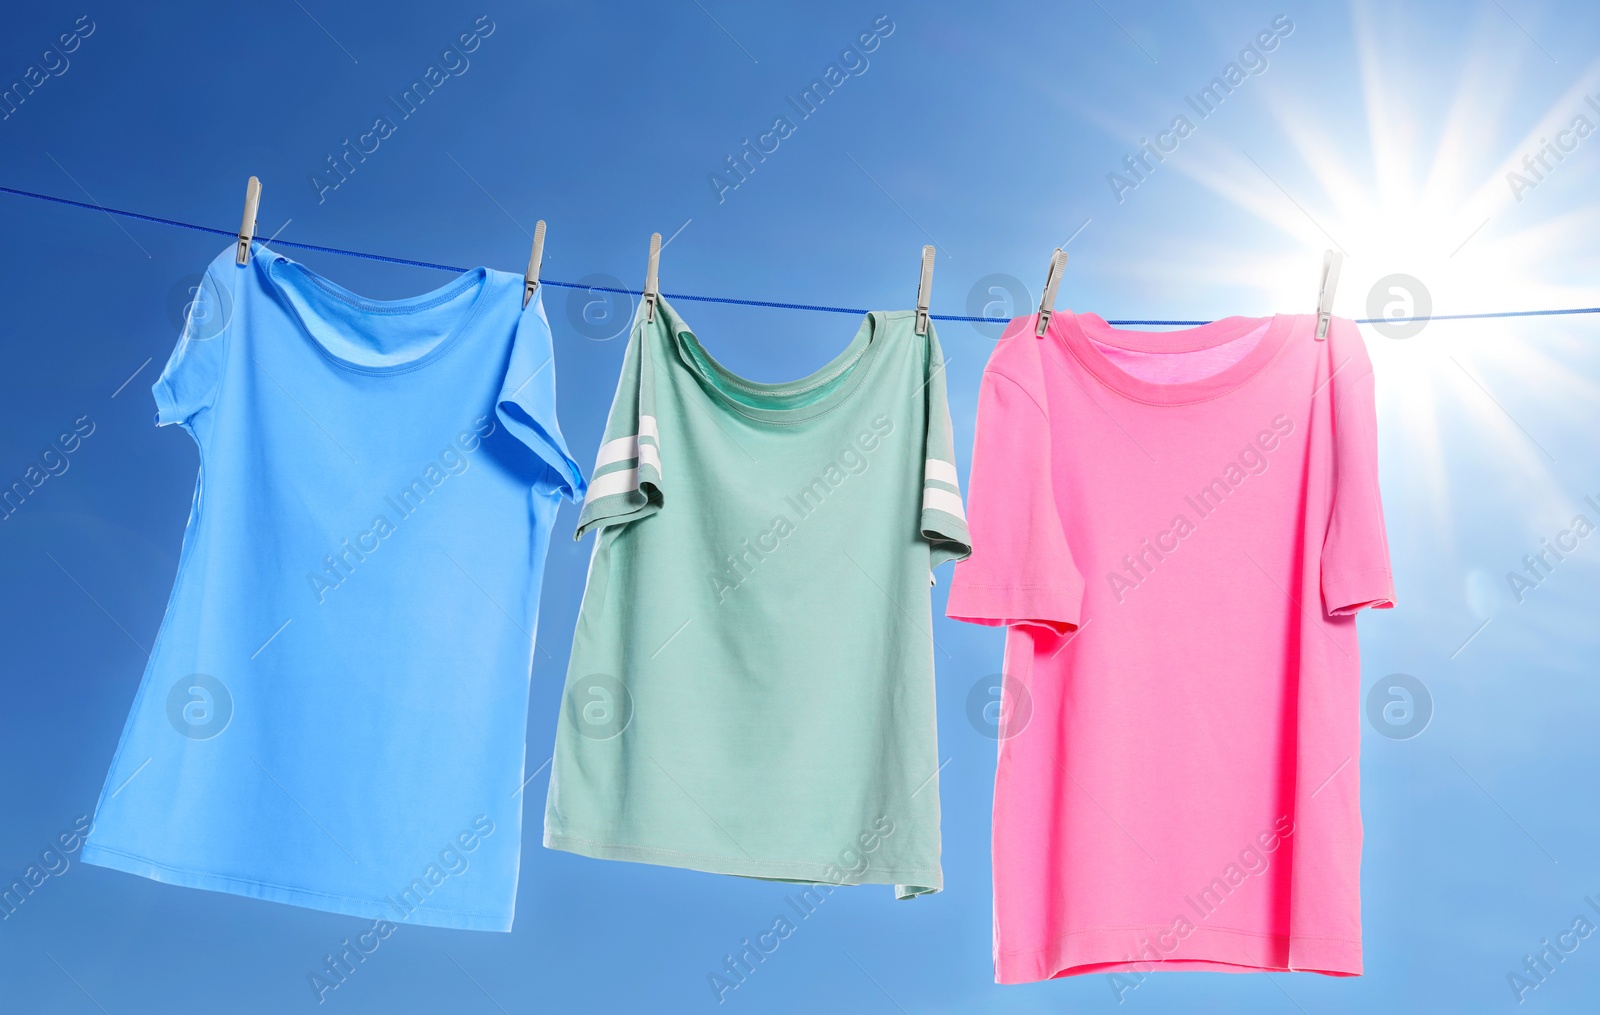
[495,291,586,502]
[573,304,664,539]
[152,265,233,426]
[919,326,972,567]
[946,329,1083,632]
[1319,318,1396,616]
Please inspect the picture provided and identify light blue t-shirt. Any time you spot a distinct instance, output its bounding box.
[81,243,585,932]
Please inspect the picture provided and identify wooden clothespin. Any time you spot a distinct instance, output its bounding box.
[1315,250,1343,340]
[643,232,662,323]
[523,220,546,308]
[235,176,261,266]
[1034,248,1069,337]
[915,245,935,335]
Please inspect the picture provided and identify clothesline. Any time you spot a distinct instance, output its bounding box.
[4,183,1598,327]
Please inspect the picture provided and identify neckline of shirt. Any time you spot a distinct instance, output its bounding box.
[1045,310,1299,405]
[258,247,499,376]
[654,297,897,425]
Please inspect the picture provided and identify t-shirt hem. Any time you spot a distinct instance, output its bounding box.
[543,830,941,897]
[79,842,513,932]
[497,398,587,502]
[921,507,972,568]
[1322,566,1396,616]
[995,923,1362,983]
[946,579,1081,631]
[572,479,661,541]
[151,375,182,426]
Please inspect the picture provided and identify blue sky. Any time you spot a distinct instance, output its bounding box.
[2,1,1599,1012]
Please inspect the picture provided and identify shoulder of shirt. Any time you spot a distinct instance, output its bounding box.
[1325,314,1376,382]
[982,323,1049,393]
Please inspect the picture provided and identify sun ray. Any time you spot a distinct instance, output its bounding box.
[1087,2,1600,561]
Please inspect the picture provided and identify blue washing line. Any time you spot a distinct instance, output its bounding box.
[4,184,1597,327]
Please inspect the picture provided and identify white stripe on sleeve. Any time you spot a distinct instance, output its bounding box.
[593,434,639,470]
[922,487,966,521]
[924,459,960,488]
[583,467,640,505]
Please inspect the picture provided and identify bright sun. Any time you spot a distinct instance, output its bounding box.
[1153,5,1600,544]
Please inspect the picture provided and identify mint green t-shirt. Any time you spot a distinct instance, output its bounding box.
[544,296,970,897]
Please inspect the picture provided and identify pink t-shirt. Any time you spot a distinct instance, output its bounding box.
[948,310,1394,986]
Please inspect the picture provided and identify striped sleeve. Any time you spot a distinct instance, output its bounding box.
[920,326,972,567]
[574,305,665,539]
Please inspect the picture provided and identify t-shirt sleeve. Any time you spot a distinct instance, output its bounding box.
[1320,318,1396,616]
[573,308,663,540]
[152,265,233,427]
[920,327,972,567]
[495,293,586,502]
[946,336,1083,632]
